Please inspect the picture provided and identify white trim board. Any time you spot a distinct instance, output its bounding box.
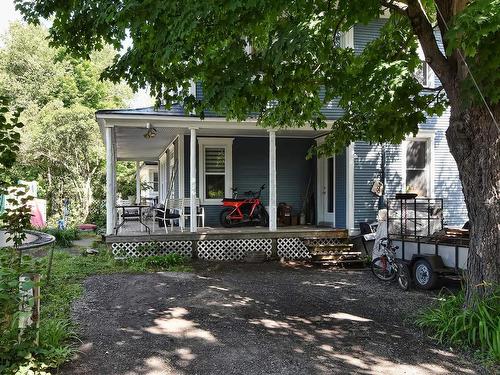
[400,129,435,197]
[198,137,234,205]
[346,143,355,234]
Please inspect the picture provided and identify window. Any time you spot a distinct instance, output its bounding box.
[198,138,233,204]
[404,137,433,197]
[152,172,159,192]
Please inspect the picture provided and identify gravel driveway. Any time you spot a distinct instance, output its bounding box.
[62,262,484,375]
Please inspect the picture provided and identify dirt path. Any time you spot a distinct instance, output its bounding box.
[62,262,484,375]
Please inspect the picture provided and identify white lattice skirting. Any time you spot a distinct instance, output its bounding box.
[111,237,343,260]
[111,241,192,258]
[198,239,273,261]
[277,237,344,260]
[277,238,310,259]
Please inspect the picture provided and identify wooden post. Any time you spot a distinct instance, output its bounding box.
[105,126,114,235]
[268,130,277,231]
[190,128,197,233]
[32,274,40,346]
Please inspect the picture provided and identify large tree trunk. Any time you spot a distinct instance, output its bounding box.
[446,102,500,306]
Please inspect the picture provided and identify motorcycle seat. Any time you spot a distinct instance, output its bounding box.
[222,198,247,202]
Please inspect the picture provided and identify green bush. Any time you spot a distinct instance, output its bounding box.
[41,227,80,247]
[416,288,500,364]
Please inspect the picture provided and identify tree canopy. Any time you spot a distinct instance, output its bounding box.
[13,1,499,154]
[0,22,132,222]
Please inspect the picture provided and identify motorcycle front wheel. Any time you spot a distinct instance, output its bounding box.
[220,207,236,228]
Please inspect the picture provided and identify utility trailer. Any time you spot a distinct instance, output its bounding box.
[387,196,469,289]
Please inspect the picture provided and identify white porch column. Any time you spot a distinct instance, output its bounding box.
[105,126,115,235]
[346,143,355,234]
[112,134,117,229]
[189,128,198,232]
[135,161,141,204]
[268,130,277,231]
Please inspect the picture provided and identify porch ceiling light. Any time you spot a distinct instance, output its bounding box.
[144,122,157,139]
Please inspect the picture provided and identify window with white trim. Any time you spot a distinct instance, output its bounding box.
[198,138,233,204]
[404,138,432,197]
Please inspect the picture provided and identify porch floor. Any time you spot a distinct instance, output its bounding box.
[106,219,346,243]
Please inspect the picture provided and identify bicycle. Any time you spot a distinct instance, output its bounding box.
[371,238,411,290]
[219,185,269,227]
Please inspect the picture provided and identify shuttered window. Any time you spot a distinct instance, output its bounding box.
[198,138,233,204]
[204,147,225,199]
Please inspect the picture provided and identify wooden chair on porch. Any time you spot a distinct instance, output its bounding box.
[154,198,182,234]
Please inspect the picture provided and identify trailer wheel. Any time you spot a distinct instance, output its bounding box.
[413,259,438,290]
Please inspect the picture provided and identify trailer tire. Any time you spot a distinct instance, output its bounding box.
[413,259,438,290]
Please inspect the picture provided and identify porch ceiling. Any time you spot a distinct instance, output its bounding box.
[115,127,179,160]
[106,116,330,160]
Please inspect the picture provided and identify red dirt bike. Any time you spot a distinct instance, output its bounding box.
[219,185,269,227]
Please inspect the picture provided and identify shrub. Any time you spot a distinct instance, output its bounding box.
[416,288,500,364]
[41,227,80,247]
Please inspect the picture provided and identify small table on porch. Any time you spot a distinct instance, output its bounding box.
[115,205,151,234]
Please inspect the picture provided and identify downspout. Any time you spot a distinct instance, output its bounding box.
[378,143,386,209]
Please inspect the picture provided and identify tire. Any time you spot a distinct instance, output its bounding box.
[413,259,438,290]
[219,207,235,228]
[397,262,411,291]
[258,206,269,226]
[371,256,397,281]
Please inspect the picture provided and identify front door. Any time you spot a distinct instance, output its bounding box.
[317,156,335,225]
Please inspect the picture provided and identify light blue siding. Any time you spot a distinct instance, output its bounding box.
[425,110,468,226]
[354,19,387,55]
[353,142,381,225]
[353,117,468,228]
[335,150,347,228]
[183,136,314,226]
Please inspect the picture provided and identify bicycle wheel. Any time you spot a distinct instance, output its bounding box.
[258,205,269,226]
[371,256,397,281]
[397,262,411,291]
[219,207,235,228]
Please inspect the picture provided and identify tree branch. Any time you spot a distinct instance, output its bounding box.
[406,0,453,93]
[380,1,407,15]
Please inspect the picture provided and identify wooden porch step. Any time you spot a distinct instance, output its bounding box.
[311,254,363,262]
[306,243,354,249]
[312,259,365,266]
[310,250,360,256]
